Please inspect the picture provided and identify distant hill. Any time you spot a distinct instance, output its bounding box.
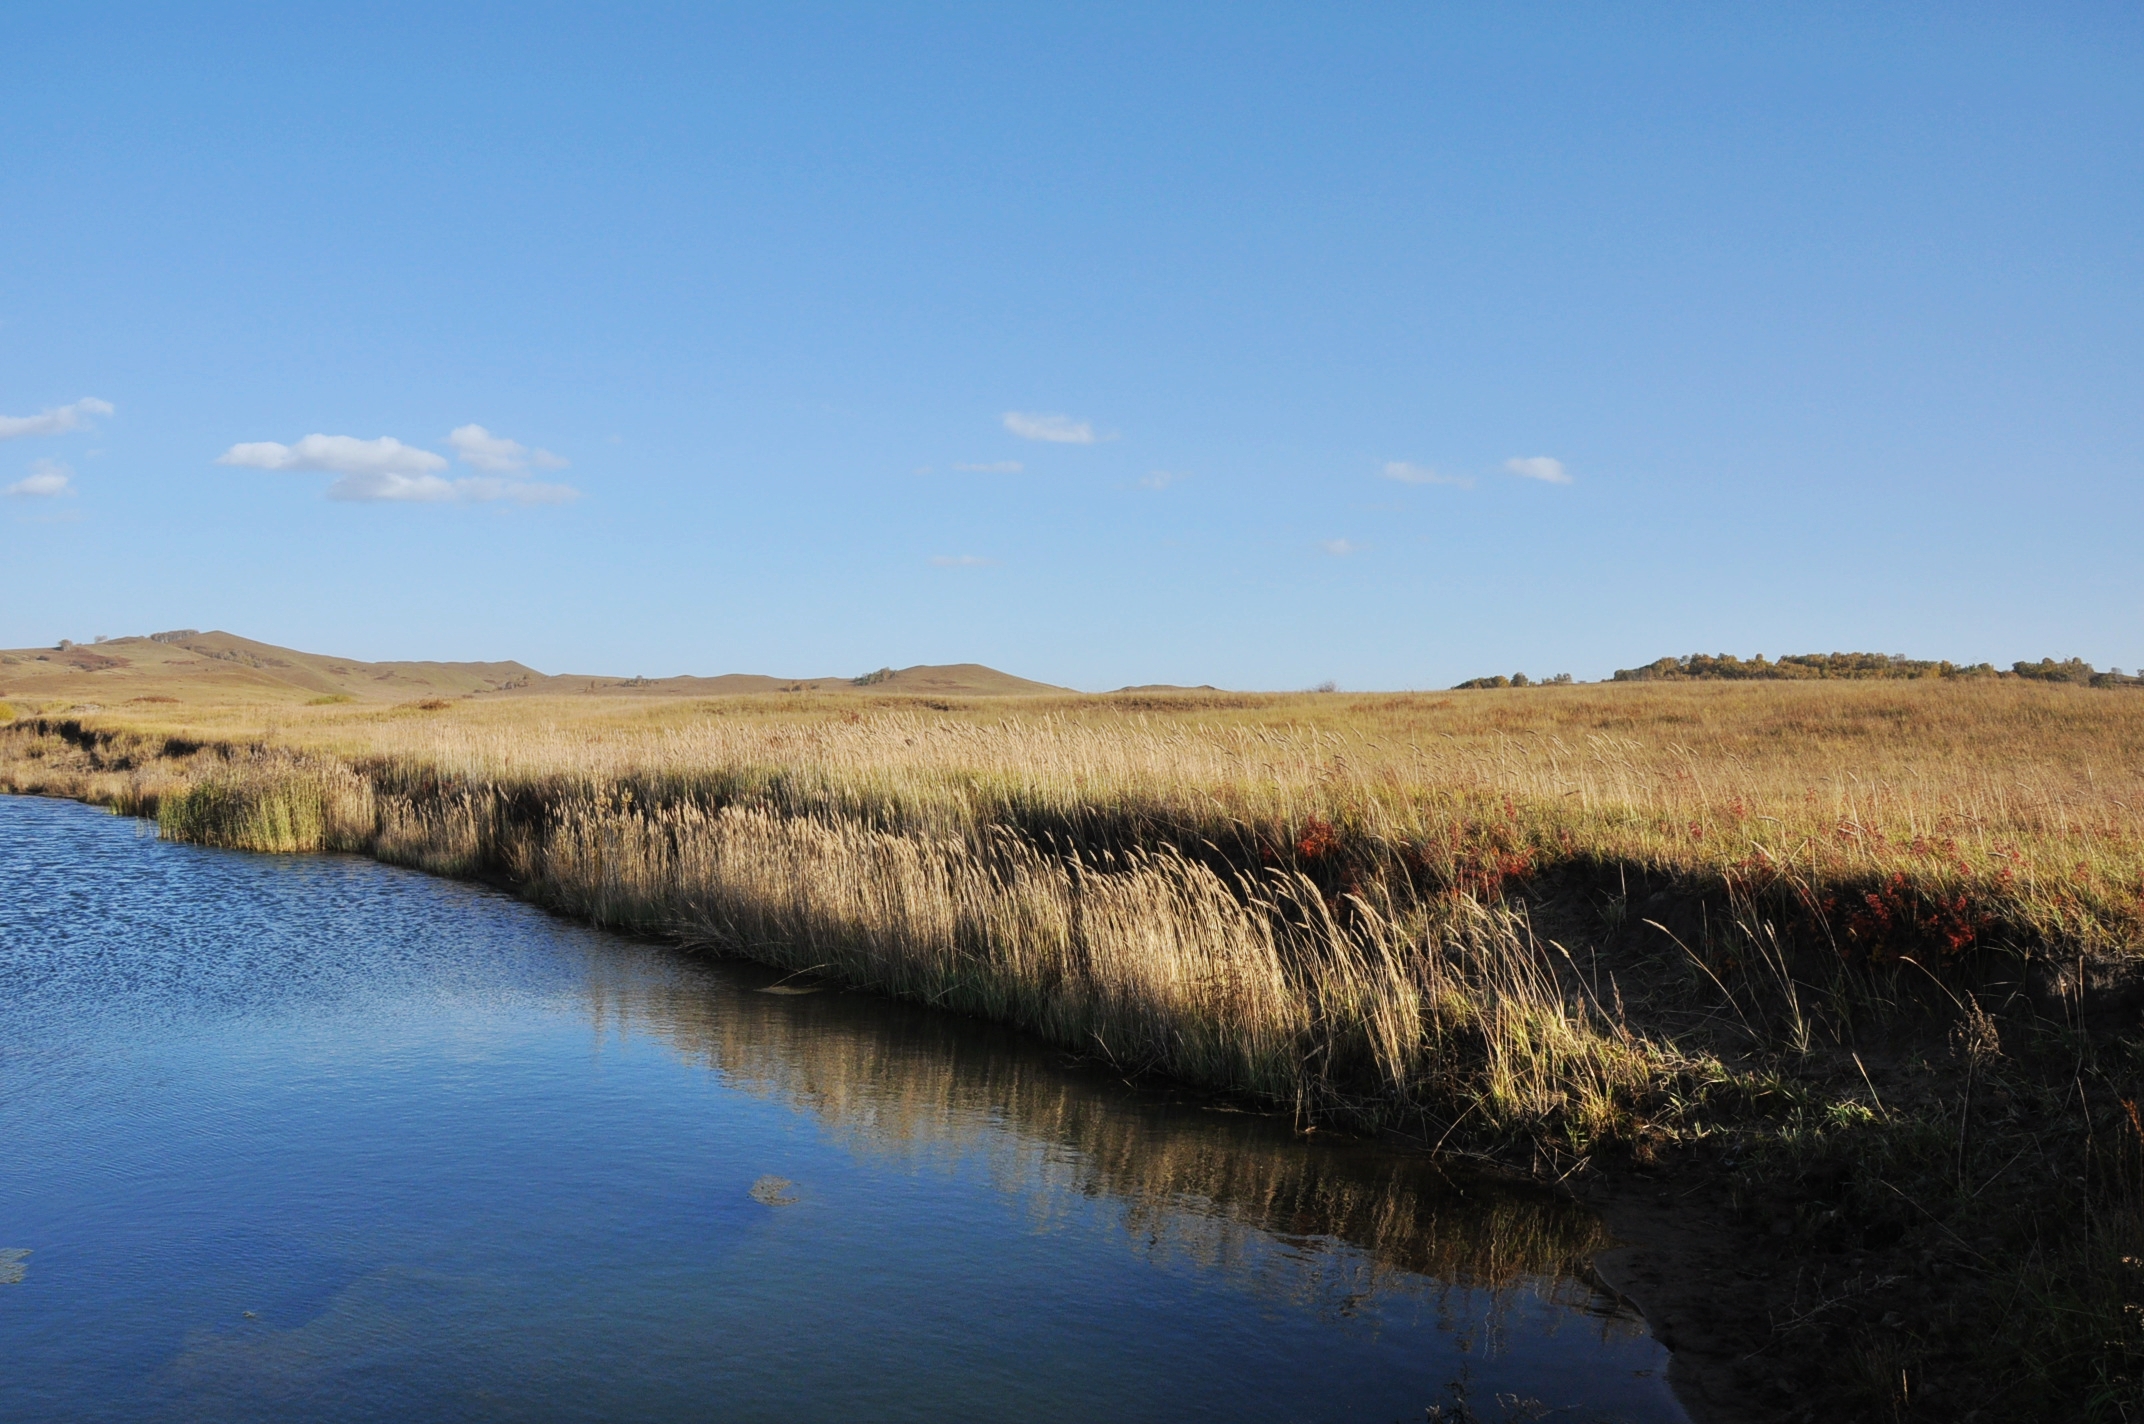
[0,631,1066,707]
[0,631,543,706]
[539,662,1066,698]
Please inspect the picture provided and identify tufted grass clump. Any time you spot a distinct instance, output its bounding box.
[154,756,374,854]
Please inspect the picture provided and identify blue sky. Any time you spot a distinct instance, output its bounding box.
[3,4,2138,689]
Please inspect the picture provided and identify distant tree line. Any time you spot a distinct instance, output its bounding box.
[1447,654,2143,690]
[1453,672,1574,690]
[1607,653,2141,688]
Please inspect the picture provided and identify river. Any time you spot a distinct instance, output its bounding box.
[0,795,1686,1422]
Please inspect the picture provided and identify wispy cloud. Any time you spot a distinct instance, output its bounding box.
[1140,469,1187,490]
[5,458,73,497]
[466,477,577,505]
[930,554,996,567]
[317,471,577,504]
[952,460,1024,474]
[219,432,579,504]
[1382,460,1473,488]
[0,397,114,441]
[322,470,460,502]
[1503,455,1571,484]
[448,424,568,473]
[1319,538,1361,557]
[219,434,448,478]
[1003,411,1104,444]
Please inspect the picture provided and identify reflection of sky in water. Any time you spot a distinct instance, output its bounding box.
[0,796,1686,1423]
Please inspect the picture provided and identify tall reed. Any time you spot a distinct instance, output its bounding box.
[357,773,1659,1141]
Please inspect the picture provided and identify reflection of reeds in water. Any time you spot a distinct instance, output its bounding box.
[567,937,1633,1337]
[517,796,1656,1143]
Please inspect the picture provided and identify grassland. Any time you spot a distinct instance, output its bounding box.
[3,667,2141,1421]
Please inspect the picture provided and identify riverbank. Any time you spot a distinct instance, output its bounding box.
[4,682,2140,1421]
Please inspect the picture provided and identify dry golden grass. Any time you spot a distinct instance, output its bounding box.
[95,674,2142,950]
[82,744,1651,1146]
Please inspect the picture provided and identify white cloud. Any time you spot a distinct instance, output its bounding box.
[5,458,73,497]
[1503,455,1571,484]
[952,460,1024,474]
[322,471,457,502]
[1003,411,1103,444]
[1319,538,1361,556]
[324,472,580,504]
[219,434,448,477]
[447,423,567,473]
[221,431,580,505]
[1382,460,1473,488]
[0,397,114,441]
[1140,470,1187,490]
[931,554,995,567]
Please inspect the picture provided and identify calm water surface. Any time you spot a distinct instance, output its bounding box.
[0,796,1685,1422]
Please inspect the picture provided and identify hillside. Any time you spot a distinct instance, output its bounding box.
[0,631,541,707]
[539,661,1065,698]
[0,631,1064,708]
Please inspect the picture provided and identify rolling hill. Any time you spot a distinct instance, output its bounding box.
[0,631,1064,708]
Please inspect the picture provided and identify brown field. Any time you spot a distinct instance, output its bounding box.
[4,633,2143,1421]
